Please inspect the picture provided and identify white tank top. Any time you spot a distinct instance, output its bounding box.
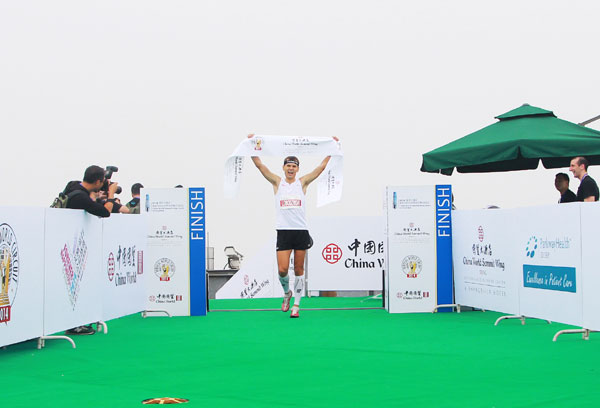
[275,179,307,230]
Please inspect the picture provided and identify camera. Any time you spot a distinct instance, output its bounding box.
[102,165,122,195]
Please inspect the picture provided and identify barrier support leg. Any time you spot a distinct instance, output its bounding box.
[495,315,552,326]
[37,336,76,349]
[553,328,598,342]
[142,310,171,318]
[432,304,461,313]
[95,321,108,334]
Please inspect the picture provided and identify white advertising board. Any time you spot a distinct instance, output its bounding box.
[452,209,520,315]
[0,207,45,347]
[308,216,384,291]
[43,209,103,335]
[101,214,147,321]
[215,238,301,300]
[580,203,600,331]
[142,188,191,316]
[516,204,583,326]
[386,186,438,313]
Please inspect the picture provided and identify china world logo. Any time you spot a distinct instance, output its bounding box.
[0,224,19,324]
[478,226,484,242]
[322,243,342,264]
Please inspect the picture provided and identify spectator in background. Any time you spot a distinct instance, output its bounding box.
[569,156,599,202]
[63,165,119,218]
[554,172,577,203]
[126,183,143,214]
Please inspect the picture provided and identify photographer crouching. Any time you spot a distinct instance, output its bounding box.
[63,165,121,218]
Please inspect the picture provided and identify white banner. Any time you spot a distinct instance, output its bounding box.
[452,209,519,315]
[224,135,343,207]
[101,214,147,321]
[215,237,301,300]
[0,207,45,347]
[308,216,384,291]
[43,209,103,335]
[516,204,582,326]
[142,188,190,316]
[386,186,438,313]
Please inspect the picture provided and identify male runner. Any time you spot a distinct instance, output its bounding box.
[248,134,338,318]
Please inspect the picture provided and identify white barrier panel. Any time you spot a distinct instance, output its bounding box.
[580,203,600,331]
[516,204,583,326]
[215,238,299,299]
[102,214,147,321]
[0,207,45,347]
[43,209,103,335]
[386,186,453,313]
[308,216,384,291]
[143,188,189,315]
[452,209,519,315]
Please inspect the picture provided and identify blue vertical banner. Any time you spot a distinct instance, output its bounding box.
[188,188,207,316]
[435,185,453,311]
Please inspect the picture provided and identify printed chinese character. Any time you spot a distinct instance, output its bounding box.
[348,239,361,257]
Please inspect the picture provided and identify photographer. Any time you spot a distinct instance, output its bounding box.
[63,165,120,217]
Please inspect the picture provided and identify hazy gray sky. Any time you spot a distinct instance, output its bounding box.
[1,1,599,266]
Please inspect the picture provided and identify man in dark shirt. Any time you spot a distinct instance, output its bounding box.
[125,183,143,214]
[569,156,599,202]
[554,172,577,203]
[63,165,120,217]
[61,165,120,336]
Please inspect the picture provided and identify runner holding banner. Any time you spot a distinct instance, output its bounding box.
[224,134,343,207]
[226,134,342,318]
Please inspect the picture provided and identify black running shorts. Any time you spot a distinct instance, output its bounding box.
[276,229,313,251]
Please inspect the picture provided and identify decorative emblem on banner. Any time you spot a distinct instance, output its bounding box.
[252,137,264,151]
[0,224,19,324]
[107,252,115,282]
[401,255,422,278]
[322,243,343,264]
[525,236,538,258]
[478,226,484,242]
[154,258,176,281]
[61,230,88,310]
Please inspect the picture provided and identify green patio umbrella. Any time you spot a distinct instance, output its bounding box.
[421,104,600,175]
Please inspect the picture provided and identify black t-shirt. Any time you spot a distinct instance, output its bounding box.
[559,189,578,203]
[577,175,599,202]
[63,181,111,217]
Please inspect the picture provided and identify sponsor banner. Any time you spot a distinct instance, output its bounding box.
[452,209,519,315]
[189,188,206,316]
[102,214,147,321]
[516,204,582,326]
[216,238,301,299]
[386,186,438,313]
[308,216,384,291]
[142,188,191,316]
[0,207,45,348]
[580,203,600,331]
[43,209,103,335]
[435,185,453,309]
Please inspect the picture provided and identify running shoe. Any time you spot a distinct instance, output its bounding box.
[290,305,300,318]
[282,290,292,312]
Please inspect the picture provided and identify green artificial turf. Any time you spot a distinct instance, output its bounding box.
[2,298,600,408]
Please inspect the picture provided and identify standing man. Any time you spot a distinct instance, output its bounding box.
[569,156,599,202]
[126,183,144,214]
[554,173,577,203]
[248,134,338,318]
